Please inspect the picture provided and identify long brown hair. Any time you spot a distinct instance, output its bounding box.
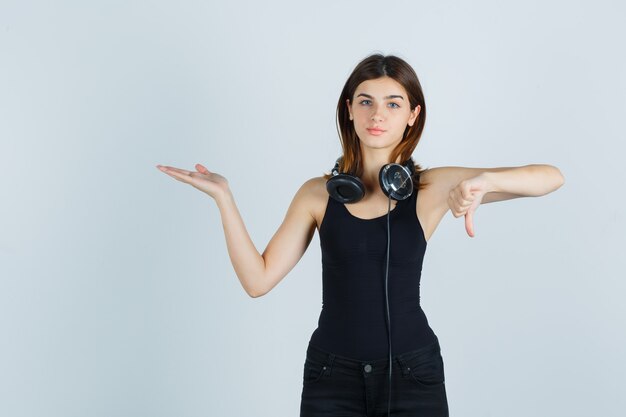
[323,53,430,192]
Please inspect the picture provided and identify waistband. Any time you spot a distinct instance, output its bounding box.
[305,336,441,376]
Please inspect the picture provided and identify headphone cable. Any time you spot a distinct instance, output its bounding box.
[385,193,393,417]
[385,173,412,417]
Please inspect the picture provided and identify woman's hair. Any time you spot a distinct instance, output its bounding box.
[324,53,429,191]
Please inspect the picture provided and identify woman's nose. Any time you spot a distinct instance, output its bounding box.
[371,107,385,121]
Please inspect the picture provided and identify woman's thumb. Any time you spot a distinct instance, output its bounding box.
[196,163,210,174]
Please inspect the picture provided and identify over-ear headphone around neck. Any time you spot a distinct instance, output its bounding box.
[326,156,416,204]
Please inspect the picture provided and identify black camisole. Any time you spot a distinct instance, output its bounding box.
[307,183,438,361]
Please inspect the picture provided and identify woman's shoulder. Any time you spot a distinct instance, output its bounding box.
[300,176,329,204]
[298,175,326,191]
[297,176,330,231]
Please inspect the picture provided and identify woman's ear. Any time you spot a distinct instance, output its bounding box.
[408,104,421,126]
[346,98,353,120]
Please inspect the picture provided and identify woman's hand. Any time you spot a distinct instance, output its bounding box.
[156,163,229,200]
[448,174,489,238]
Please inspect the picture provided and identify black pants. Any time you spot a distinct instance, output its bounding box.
[300,337,449,417]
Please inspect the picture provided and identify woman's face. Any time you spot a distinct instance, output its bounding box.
[346,76,420,151]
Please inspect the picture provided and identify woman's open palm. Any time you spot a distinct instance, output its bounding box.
[156,163,229,200]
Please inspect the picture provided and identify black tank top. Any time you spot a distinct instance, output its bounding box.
[308,183,438,361]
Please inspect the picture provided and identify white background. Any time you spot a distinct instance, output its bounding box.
[1,0,624,416]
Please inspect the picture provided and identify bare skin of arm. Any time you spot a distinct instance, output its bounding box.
[156,163,317,298]
[216,179,318,298]
[157,162,564,297]
[419,164,565,238]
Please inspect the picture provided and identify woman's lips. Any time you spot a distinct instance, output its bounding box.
[367,128,386,136]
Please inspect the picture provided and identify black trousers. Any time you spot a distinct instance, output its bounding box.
[300,337,449,417]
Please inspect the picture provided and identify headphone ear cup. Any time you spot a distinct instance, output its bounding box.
[378,160,414,201]
[327,174,365,204]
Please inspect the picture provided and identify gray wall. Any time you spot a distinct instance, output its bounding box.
[1,0,623,416]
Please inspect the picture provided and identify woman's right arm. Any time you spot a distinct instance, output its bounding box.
[157,163,318,298]
[216,179,317,298]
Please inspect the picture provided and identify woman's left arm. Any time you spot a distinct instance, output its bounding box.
[429,164,565,237]
[481,164,565,202]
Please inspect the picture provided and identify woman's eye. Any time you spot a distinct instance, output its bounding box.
[358,100,400,109]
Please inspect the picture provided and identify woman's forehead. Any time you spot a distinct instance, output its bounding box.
[355,77,407,99]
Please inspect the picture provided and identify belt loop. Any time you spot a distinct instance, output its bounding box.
[326,353,335,376]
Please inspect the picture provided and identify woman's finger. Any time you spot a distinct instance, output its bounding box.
[195,163,211,174]
[164,169,193,183]
[159,165,193,176]
[465,210,475,237]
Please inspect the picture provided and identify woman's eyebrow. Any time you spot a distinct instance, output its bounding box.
[356,93,404,100]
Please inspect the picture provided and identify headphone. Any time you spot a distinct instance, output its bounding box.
[326,156,416,203]
[326,155,416,417]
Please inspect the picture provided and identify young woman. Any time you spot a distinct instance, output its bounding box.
[156,53,565,417]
